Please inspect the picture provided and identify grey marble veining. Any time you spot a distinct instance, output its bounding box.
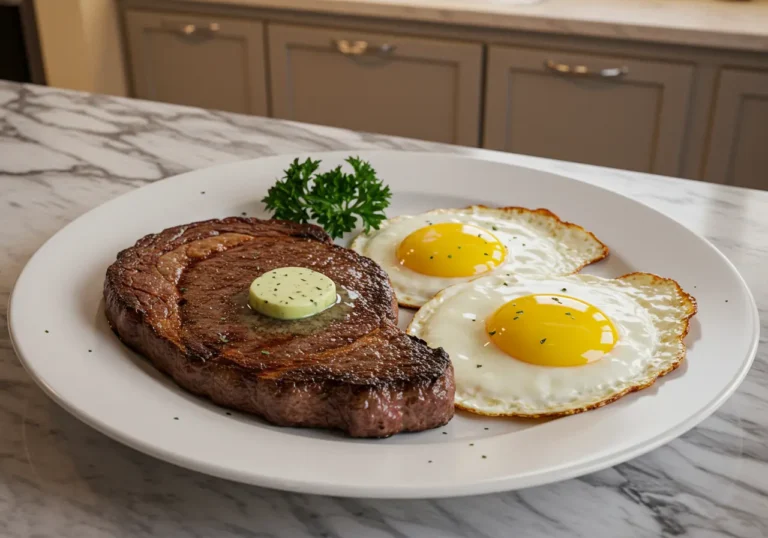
[1,80,767,538]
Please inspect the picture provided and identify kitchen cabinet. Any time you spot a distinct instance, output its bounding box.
[119,0,768,189]
[483,46,695,175]
[267,23,483,146]
[124,10,268,115]
[703,68,768,190]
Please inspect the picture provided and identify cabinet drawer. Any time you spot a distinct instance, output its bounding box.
[268,23,483,146]
[484,46,694,175]
[125,10,268,115]
[703,68,768,190]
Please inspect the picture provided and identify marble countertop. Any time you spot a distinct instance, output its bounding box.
[179,0,768,52]
[1,80,768,537]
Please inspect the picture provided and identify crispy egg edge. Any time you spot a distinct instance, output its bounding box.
[406,271,698,418]
[350,205,611,309]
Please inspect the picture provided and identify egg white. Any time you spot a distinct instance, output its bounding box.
[350,206,607,307]
[407,273,696,417]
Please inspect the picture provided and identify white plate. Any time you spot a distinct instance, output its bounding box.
[9,151,759,498]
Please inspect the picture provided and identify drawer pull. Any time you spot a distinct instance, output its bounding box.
[179,22,221,37]
[333,39,396,56]
[544,60,628,78]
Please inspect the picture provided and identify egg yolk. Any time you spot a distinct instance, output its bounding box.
[486,294,618,367]
[396,223,506,278]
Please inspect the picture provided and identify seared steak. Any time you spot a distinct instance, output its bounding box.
[104,217,454,437]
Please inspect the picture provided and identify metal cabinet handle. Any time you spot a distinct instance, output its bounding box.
[333,39,396,56]
[179,22,221,36]
[544,59,628,78]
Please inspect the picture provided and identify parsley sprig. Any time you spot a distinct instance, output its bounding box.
[262,157,392,239]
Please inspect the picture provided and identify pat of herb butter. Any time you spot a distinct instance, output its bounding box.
[249,267,336,320]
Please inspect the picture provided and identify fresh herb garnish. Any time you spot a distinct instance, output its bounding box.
[218,334,229,343]
[540,338,547,344]
[262,157,392,239]
[488,330,496,336]
[261,350,270,355]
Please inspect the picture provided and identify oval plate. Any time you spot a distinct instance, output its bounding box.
[9,151,759,498]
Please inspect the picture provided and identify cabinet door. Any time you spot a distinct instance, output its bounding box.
[268,23,483,146]
[703,69,768,190]
[125,10,268,115]
[484,46,694,175]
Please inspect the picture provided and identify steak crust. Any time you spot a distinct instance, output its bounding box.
[104,217,454,437]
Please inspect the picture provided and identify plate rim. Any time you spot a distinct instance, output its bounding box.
[8,150,761,498]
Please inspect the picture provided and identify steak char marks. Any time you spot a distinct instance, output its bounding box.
[104,217,454,437]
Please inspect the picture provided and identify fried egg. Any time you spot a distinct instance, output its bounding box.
[350,206,607,307]
[407,272,696,417]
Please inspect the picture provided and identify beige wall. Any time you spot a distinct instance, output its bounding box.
[34,0,128,95]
